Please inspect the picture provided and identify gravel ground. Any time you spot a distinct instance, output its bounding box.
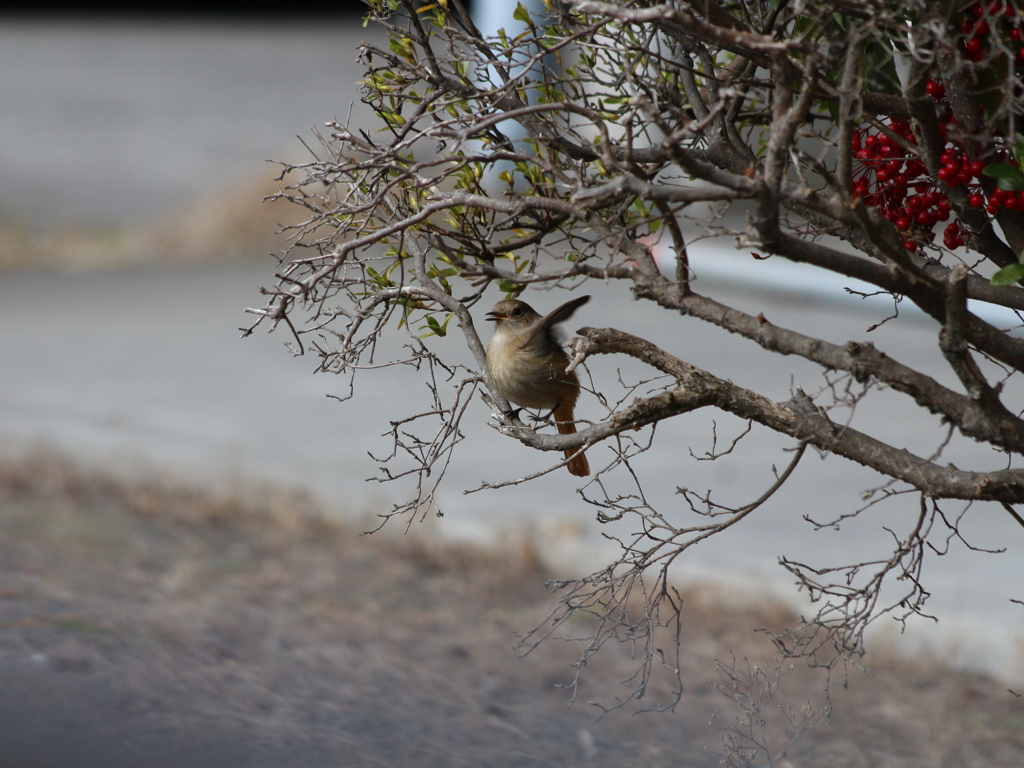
[0,452,1021,768]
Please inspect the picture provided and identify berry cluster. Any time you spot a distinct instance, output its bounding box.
[961,1,1021,63]
[850,2,1024,253]
[851,120,972,252]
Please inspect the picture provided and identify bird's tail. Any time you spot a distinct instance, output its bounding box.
[554,402,590,477]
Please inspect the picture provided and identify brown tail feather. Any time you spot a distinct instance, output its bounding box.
[554,402,590,477]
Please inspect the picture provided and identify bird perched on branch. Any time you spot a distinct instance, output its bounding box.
[485,295,591,477]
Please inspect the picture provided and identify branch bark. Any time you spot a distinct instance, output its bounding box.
[559,327,1024,503]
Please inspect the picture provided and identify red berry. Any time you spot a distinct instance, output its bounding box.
[1011,28,1022,41]
[1018,47,1024,60]
[987,200,1001,214]
[969,193,985,207]
[876,168,891,183]
[966,39,984,57]
[903,240,918,252]
[975,19,990,36]
[969,160,986,177]
[917,211,934,226]
[939,166,962,186]
[895,173,909,187]
[896,216,911,230]
[1006,196,1021,211]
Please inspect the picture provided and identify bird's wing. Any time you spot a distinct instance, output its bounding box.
[518,295,591,350]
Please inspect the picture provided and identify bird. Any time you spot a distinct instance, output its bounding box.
[485,295,591,477]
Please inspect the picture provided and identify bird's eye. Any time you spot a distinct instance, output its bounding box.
[512,307,523,317]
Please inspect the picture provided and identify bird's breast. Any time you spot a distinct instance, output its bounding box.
[486,329,577,410]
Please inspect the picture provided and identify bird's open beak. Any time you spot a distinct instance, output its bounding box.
[485,311,505,322]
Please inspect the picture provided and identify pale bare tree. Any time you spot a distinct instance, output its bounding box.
[244,0,1024,717]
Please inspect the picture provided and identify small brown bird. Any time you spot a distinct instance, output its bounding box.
[485,295,591,477]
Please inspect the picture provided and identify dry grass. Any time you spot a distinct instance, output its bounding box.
[0,169,304,272]
[0,450,1021,767]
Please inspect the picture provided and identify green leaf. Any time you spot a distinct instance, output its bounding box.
[498,280,522,297]
[792,15,816,39]
[982,163,1024,191]
[388,35,416,62]
[417,312,453,339]
[512,2,533,26]
[860,39,900,95]
[1013,133,1024,171]
[825,96,839,124]
[990,263,1024,286]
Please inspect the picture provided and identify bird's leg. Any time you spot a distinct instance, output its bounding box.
[529,402,562,425]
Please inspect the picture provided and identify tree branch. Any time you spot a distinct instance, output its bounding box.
[561,327,1024,503]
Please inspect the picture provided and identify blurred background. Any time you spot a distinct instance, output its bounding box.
[0,0,1021,694]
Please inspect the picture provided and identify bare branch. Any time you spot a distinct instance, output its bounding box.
[248,0,1024,715]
